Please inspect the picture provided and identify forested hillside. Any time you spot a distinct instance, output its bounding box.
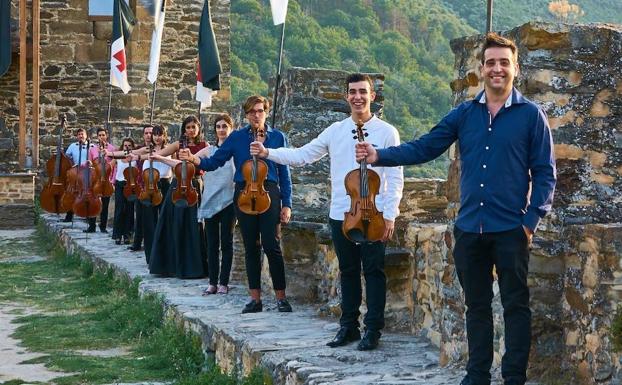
[230,0,622,177]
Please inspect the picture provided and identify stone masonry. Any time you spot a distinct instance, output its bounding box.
[0,0,231,174]
[0,173,35,228]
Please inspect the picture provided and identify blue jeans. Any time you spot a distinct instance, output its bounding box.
[453,225,531,385]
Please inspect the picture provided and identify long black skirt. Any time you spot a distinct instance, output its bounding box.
[148,178,207,279]
[141,178,171,263]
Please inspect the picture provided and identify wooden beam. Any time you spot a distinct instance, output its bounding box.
[18,0,27,168]
[32,0,40,168]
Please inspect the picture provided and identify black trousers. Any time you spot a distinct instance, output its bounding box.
[234,182,286,291]
[453,226,531,385]
[132,199,143,248]
[87,196,110,230]
[205,203,235,286]
[329,218,386,331]
[112,181,134,238]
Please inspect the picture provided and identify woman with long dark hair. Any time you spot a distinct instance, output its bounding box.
[199,114,236,295]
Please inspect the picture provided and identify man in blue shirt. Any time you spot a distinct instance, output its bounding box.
[356,33,556,385]
[181,95,293,314]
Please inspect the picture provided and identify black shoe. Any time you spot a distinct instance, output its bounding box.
[100,228,108,233]
[276,299,292,312]
[62,217,73,223]
[123,236,131,245]
[115,239,122,245]
[128,246,143,252]
[83,227,96,233]
[357,330,381,351]
[241,299,262,314]
[326,326,361,348]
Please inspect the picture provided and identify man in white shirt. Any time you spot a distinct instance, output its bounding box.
[250,73,404,350]
[63,127,93,223]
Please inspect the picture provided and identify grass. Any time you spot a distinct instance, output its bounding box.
[0,222,268,385]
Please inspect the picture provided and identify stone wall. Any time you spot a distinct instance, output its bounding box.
[0,173,36,228]
[449,22,622,384]
[0,0,231,174]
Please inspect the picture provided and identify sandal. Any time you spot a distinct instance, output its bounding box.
[202,285,217,296]
[217,285,229,294]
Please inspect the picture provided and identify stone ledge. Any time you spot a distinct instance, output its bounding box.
[40,213,465,385]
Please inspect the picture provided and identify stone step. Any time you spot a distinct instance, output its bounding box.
[40,214,468,384]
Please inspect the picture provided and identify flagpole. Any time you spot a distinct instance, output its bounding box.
[486,0,493,33]
[106,40,113,135]
[271,21,286,128]
[150,81,157,124]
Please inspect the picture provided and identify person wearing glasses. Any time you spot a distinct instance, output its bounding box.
[179,95,294,314]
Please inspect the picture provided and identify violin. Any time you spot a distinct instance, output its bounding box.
[139,144,163,206]
[40,114,72,214]
[238,126,271,215]
[73,139,103,218]
[342,120,385,243]
[62,135,85,212]
[123,150,142,202]
[171,134,198,207]
[93,141,114,197]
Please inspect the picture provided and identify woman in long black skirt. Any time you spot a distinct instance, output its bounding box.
[111,138,136,245]
[147,116,208,279]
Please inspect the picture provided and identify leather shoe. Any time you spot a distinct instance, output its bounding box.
[357,329,381,351]
[241,299,262,314]
[127,246,143,252]
[100,228,108,233]
[276,299,292,312]
[326,326,360,348]
[83,227,96,233]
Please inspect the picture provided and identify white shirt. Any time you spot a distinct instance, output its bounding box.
[115,160,130,182]
[267,115,404,221]
[198,146,235,219]
[142,157,173,179]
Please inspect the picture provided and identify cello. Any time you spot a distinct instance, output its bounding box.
[139,144,163,206]
[342,120,385,243]
[93,141,114,198]
[73,139,102,218]
[171,134,198,207]
[61,137,84,212]
[40,114,72,214]
[123,150,142,202]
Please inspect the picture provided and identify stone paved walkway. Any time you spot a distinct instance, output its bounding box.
[41,214,471,385]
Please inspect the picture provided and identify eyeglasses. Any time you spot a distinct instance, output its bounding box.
[246,109,265,116]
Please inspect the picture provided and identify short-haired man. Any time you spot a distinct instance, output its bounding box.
[356,33,556,385]
[250,74,404,350]
[85,127,116,233]
[63,127,93,224]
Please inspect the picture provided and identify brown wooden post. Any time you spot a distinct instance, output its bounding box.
[32,0,40,167]
[18,0,27,168]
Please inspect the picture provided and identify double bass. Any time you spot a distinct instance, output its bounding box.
[93,141,114,198]
[123,150,142,202]
[171,134,198,207]
[342,120,385,243]
[238,126,270,215]
[139,144,163,206]
[73,139,102,218]
[62,137,85,212]
[40,114,72,214]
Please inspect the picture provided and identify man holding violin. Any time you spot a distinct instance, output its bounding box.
[355,34,556,385]
[250,73,404,351]
[85,127,116,233]
[180,95,293,314]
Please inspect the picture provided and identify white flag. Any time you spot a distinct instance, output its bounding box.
[147,0,165,83]
[269,0,288,25]
[110,37,131,94]
[195,60,215,107]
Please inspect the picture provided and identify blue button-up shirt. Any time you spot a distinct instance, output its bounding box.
[198,124,293,208]
[375,88,556,233]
